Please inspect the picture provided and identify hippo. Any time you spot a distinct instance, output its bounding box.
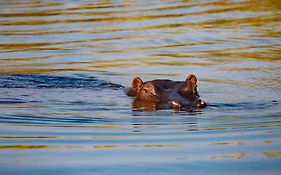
[125,74,207,111]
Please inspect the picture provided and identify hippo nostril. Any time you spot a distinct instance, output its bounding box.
[170,100,182,109]
[197,99,207,108]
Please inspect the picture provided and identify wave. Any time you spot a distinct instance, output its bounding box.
[0,74,123,89]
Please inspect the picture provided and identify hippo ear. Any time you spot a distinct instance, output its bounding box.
[186,74,197,95]
[132,77,143,93]
[186,74,197,85]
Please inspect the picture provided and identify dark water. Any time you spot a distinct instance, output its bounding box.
[0,0,281,174]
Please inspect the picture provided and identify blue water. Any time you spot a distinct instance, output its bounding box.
[0,0,281,174]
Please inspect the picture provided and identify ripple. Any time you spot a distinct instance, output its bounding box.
[0,0,281,175]
[0,98,25,104]
[0,74,123,89]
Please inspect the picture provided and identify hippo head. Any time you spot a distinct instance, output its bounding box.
[126,74,207,111]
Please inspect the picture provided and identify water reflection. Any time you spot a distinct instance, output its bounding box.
[0,0,281,174]
[132,99,160,112]
[211,153,246,160]
[0,0,280,79]
[264,152,281,158]
[0,144,181,150]
[211,141,242,146]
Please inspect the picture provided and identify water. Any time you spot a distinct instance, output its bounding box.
[0,0,281,174]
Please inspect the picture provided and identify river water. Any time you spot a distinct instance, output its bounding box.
[0,0,281,174]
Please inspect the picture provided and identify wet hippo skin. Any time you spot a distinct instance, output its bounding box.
[125,74,207,111]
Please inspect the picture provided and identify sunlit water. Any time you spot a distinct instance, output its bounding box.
[0,0,281,174]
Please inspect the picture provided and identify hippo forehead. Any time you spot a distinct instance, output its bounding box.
[140,80,198,102]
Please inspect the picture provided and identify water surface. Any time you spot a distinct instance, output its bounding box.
[0,0,281,174]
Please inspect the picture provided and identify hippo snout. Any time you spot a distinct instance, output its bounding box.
[170,99,207,110]
[195,99,207,108]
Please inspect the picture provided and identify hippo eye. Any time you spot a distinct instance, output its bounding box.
[143,89,148,94]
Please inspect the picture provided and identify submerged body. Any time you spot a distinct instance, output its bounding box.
[126,74,207,111]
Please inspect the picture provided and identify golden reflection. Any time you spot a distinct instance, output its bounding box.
[93,145,125,149]
[2,0,278,22]
[0,0,279,32]
[87,56,213,70]
[211,153,246,160]
[263,152,281,158]
[147,61,212,67]
[0,0,280,75]
[0,144,181,150]
[0,145,55,150]
[230,153,246,159]
[204,47,281,62]
[0,40,85,52]
[0,30,80,36]
[61,145,84,149]
[264,139,281,144]
[211,141,242,146]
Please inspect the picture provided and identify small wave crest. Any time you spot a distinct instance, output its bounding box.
[0,74,124,89]
[208,100,280,111]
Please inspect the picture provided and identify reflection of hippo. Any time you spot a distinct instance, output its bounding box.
[125,74,207,111]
